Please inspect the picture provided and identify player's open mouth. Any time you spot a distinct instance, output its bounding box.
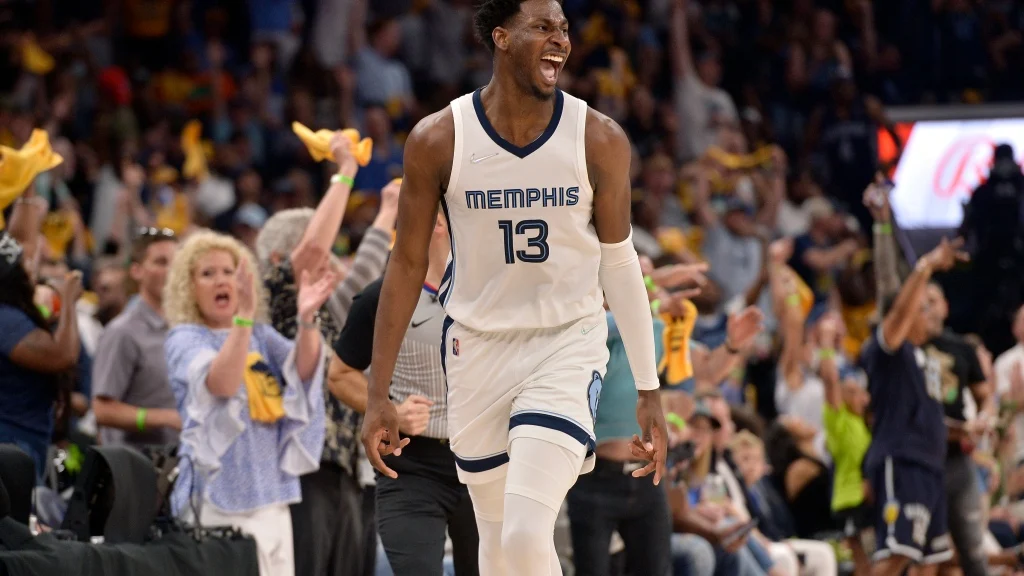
[540,53,564,86]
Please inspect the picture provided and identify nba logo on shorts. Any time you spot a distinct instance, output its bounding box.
[452,337,460,357]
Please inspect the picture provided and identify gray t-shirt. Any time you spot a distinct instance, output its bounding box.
[674,74,738,162]
[701,223,762,311]
[92,299,178,446]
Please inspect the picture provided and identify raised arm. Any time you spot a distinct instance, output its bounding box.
[330,179,398,315]
[8,270,82,373]
[291,134,359,276]
[816,314,843,410]
[881,237,967,351]
[362,109,453,478]
[693,307,763,390]
[863,178,901,306]
[669,0,695,79]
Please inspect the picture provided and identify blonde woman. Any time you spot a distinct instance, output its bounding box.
[163,231,336,576]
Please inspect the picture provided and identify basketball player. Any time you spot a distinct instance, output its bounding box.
[361,1,667,574]
[860,237,968,576]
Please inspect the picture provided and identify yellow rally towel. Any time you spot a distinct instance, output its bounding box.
[661,299,697,387]
[243,351,285,424]
[292,122,373,167]
[842,300,877,359]
[704,145,774,171]
[154,191,191,236]
[0,129,64,228]
[180,120,210,181]
[22,37,55,75]
[789,268,815,320]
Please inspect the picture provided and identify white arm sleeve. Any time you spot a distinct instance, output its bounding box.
[599,229,659,391]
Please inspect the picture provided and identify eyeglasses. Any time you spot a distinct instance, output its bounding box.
[137,227,176,239]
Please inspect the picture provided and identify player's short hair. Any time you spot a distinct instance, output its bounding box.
[473,0,562,53]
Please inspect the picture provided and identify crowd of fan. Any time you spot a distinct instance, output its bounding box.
[2,1,1024,575]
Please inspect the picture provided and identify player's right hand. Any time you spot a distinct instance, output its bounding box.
[361,394,411,479]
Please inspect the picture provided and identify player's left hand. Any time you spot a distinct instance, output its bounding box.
[631,389,669,485]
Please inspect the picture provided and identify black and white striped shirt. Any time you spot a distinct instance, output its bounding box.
[336,279,448,438]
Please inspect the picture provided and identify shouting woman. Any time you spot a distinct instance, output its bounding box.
[163,230,337,576]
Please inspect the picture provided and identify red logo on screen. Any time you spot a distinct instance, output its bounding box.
[932,136,995,199]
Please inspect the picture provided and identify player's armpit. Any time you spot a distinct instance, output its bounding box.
[8,328,77,373]
[585,108,634,244]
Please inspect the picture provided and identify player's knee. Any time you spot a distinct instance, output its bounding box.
[500,516,549,559]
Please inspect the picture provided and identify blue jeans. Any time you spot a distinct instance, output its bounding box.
[671,534,715,576]
[671,533,768,576]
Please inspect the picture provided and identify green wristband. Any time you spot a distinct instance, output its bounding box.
[233,316,254,328]
[136,408,147,432]
[650,299,662,314]
[873,223,892,235]
[785,293,800,307]
[331,173,355,187]
[819,348,837,360]
[666,412,687,431]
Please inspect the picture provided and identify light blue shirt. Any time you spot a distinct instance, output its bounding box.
[594,312,665,443]
[165,323,325,515]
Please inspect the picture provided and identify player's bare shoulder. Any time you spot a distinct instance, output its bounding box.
[584,107,631,189]
[404,107,457,191]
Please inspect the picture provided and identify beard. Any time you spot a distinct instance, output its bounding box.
[510,45,555,102]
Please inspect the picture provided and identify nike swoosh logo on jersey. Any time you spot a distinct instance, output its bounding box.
[581,324,598,335]
[470,152,499,164]
[411,317,435,328]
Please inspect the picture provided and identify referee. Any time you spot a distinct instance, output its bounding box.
[334,214,479,576]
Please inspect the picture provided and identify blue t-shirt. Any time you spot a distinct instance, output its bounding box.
[789,233,833,305]
[352,145,403,194]
[593,312,665,442]
[0,305,56,440]
[860,327,947,474]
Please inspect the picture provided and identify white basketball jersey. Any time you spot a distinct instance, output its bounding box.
[439,89,603,332]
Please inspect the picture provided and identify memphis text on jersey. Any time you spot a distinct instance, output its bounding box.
[464,187,581,210]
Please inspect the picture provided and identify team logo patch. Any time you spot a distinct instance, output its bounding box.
[883,500,900,526]
[587,371,603,424]
[452,337,460,357]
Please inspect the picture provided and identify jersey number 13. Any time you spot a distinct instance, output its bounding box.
[498,219,550,264]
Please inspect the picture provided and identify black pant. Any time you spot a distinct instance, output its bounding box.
[566,458,672,576]
[375,436,479,576]
[290,463,365,576]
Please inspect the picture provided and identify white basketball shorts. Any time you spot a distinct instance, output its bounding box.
[440,308,609,484]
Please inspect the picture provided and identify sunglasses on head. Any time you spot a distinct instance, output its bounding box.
[137,227,176,239]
